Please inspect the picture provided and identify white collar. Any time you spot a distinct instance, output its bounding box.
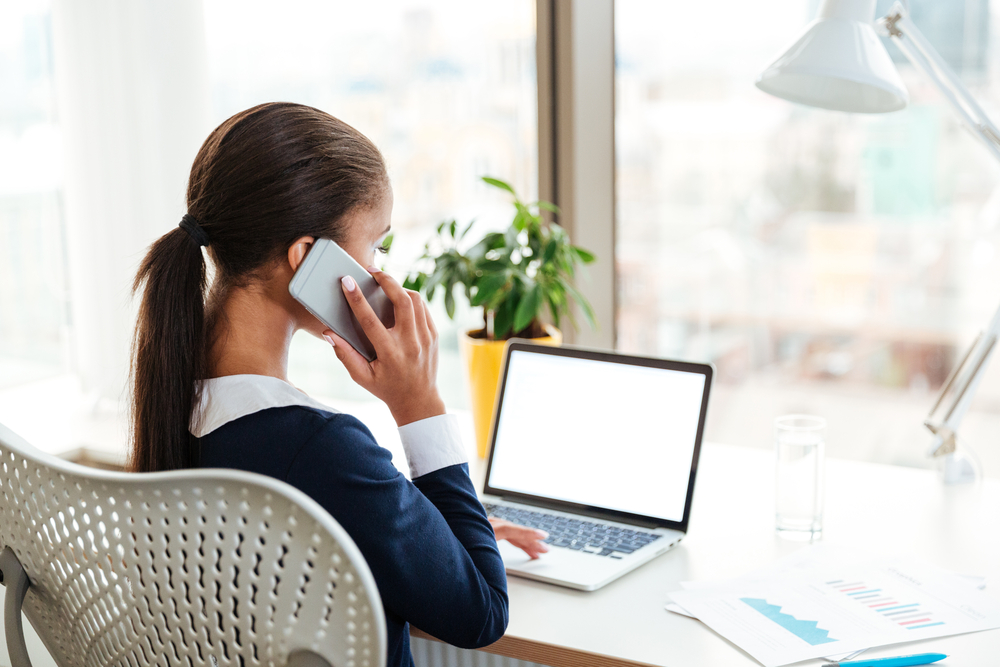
[190,374,338,437]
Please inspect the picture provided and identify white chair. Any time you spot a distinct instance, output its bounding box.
[0,423,386,667]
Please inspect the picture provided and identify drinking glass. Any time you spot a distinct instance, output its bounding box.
[774,414,825,541]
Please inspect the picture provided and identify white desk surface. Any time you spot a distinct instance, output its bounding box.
[3,385,997,667]
[454,442,1000,667]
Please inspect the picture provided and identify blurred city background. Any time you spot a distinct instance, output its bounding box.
[2,0,1000,476]
[616,0,1000,472]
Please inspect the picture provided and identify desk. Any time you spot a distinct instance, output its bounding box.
[416,442,1000,667]
[2,389,996,666]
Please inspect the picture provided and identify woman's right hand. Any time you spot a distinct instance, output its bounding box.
[323,267,446,427]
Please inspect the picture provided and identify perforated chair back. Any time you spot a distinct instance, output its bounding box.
[0,423,386,667]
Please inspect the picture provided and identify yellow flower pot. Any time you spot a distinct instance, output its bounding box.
[459,325,562,458]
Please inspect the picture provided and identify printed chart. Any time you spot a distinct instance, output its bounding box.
[740,598,836,645]
[828,580,943,631]
[669,554,1000,667]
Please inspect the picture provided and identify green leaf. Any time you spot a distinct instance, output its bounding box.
[512,208,528,232]
[381,233,394,252]
[403,272,426,292]
[542,238,558,263]
[467,232,505,261]
[546,294,561,328]
[474,258,510,274]
[471,272,509,307]
[444,284,456,319]
[493,296,515,340]
[513,284,542,334]
[572,246,596,263]
[422,265,445,300]
[482,176,516,196]
[535,200,560,214]
[562,278,597,329]
[459,219,476,240]
[449,219,458,238]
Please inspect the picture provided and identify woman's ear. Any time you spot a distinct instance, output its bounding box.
[287,236,316,272]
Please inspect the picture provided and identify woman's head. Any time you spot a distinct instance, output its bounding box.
[188,102,390,282]
[130,102,390,472]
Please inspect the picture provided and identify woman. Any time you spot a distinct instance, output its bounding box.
[129,102,546,667]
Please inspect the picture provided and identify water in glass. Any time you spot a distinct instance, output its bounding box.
[774,415,825,541]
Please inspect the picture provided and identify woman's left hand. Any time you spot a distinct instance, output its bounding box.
[489,518,550,559]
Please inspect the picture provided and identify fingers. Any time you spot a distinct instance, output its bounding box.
[421,292,438,339]
[508,537,550,559]
[489,519,550,559]
[324,330,374,385]
[341,274,392,352]
[367,268,414,333]
[408,289,431,345]
[488,517,508,532]
[426,306,438,338]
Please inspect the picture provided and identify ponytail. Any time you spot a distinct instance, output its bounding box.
[129,227,207,472]
[128,102,388,473]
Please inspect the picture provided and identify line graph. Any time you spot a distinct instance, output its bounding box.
[740,597,838,645]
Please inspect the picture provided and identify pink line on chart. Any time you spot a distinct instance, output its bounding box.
[869,602,898,608]
[899,618,932,626]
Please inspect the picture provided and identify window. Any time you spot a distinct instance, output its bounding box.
[204,0,539,406]
[615,0,1000,472]
[0,0,67,390]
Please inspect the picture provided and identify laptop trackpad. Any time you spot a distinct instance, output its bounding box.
[497,539,620,580]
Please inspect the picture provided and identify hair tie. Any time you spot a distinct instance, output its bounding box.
[179,213,210,247]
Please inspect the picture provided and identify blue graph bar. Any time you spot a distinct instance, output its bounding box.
[740,598,837,645]
[878,604,920,613]
[907,622,945,630]
[848,588,881,596]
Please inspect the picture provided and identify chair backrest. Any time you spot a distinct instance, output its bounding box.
[0,423,386,667]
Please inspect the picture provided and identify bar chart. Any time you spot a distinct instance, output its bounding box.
[669,549,1000,667]
[827,580,945,631]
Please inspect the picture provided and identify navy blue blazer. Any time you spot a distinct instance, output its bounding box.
[196,400,508,667]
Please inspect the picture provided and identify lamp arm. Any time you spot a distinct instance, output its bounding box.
[879,2,1000,165]
[924,305,1000,457]
[875,3,1000,457]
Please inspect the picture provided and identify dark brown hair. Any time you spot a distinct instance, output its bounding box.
[129,102,388,473]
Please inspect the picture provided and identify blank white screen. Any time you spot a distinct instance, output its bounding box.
[487,350,706,523]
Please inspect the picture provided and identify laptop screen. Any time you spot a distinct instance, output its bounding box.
[484,344,712,528]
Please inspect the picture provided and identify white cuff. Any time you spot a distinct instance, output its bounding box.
[398,413,468,479]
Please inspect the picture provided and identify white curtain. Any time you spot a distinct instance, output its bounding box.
[51,0,212,403]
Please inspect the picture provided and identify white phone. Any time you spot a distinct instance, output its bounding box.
[288,238,395,362]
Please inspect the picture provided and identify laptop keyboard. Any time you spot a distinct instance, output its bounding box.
[484,503,661,558]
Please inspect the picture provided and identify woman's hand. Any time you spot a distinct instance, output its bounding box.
[324,268,446,427]
[489,518,550,559]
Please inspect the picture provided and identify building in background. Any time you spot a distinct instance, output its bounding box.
[616,0,1000,468]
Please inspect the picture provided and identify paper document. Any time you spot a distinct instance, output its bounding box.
[667,546,1000,667]
[665,577,865,663]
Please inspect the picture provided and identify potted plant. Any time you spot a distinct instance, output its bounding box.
[404,177,596,456]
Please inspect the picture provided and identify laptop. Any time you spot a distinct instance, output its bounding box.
[482,341,713,591]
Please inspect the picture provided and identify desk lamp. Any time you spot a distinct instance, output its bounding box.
[756,0,999,483]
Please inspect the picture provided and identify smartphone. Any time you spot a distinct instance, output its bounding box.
[288,238,395,362]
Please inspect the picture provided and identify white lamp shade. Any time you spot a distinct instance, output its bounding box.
[756,15,909,113]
